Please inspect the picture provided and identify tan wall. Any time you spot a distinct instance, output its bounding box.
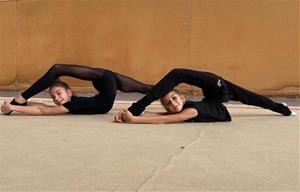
[0,1,16,87]
[0,0,299,96]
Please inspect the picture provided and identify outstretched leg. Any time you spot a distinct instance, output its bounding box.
[114,72,153,94]
[4,64,107,115]
[21,64,106,100]
[226,80,292,116]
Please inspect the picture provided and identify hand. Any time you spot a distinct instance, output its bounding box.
[121,109,135,123]
[1,100,13,114]
[114,109,125,123]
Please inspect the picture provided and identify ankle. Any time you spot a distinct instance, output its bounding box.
[15,95,27,104]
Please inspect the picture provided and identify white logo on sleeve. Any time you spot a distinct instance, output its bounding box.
[217,79,222,87]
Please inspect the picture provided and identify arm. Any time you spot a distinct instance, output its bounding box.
[114,110,167,123]
[1,100,69,115]
[142,111,168,116]
[27,101,51,107]
[119,108,198,124]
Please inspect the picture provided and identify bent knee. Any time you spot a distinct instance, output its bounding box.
[48,64,65,74]
[168,68,185,75]
[52,63,65,70]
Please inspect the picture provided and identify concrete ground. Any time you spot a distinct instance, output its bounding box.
[0,93,299,191]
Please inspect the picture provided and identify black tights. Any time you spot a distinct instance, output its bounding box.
[21,64,152,100]
[224,81,291,116]
[128,68,291,116]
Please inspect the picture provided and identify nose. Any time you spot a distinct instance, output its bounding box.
[53,95,60,102]
[170,100,177,107]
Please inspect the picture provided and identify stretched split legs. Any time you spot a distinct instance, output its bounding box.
[5,64,152,114]
[128,68,292,116]
[21,64,152,100]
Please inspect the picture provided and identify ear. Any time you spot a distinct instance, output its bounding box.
[180,94,186,103]
[66,88,72,97]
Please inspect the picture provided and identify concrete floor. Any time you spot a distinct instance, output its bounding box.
[0,94,299,191]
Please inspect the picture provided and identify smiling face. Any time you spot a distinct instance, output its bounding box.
[160,91,186,114]
[49,86,72,106]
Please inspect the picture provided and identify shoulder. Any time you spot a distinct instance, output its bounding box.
[183,100,200,110]
[180,107,198,117]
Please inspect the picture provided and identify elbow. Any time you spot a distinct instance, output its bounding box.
[157,117,178,124]
[160,120,168,124]
[157,119,170,124]
[35,107,47,115]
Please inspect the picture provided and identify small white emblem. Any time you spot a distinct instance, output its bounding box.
[217,79,222,87]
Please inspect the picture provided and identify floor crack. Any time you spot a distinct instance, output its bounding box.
[136,124,210,191]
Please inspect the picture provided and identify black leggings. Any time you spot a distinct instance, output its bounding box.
[21,64,152,100]
[128,68,291,116]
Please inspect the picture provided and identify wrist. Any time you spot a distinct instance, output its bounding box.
[10,105,16,111]
[131,116,140,123]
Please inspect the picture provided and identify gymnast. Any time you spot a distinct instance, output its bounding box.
[115,68,296,124]
[1,64,152,115]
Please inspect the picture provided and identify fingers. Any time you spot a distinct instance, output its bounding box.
[114,113,121,123]
[114,110,124,123]
[115,114,123,123]
[1,101,4,112]
[114,109,132,123]
[1,101,11,114]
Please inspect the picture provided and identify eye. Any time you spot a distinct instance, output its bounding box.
[164,101,170,106]
[172,96,178,101]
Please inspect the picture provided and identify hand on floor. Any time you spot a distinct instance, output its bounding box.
[1,101,13,114]
[114,109,135,123]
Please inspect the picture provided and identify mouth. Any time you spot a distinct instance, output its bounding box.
[174,105,181,111]
[56,99,64,105]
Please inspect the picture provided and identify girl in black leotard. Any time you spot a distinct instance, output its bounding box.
[115,68,295,124]
[1,64,152,115]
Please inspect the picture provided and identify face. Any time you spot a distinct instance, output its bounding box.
[161,91,185,113]
[49,86,72,106]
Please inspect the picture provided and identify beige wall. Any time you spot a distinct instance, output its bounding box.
[0,0,299,96]
[0,1,16,87]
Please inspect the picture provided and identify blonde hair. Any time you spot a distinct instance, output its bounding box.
[49,80,70,90]
[159,89,181,104]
